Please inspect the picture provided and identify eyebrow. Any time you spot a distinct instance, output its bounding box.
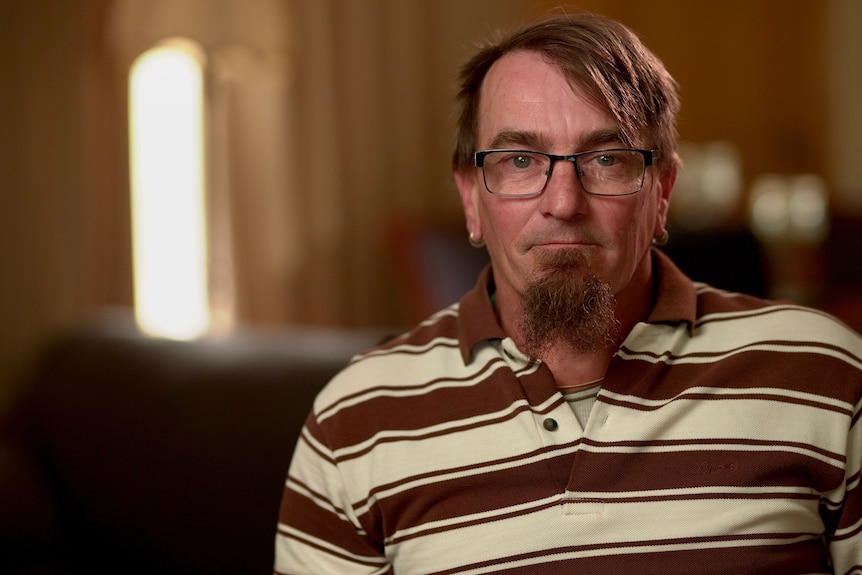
[485,128,625,151]
[487,130,547,150]
[579,129,626,149]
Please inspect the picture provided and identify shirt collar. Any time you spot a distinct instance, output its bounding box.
[456,248,697,363]
[647,248,697,335]
[457,264,505,363]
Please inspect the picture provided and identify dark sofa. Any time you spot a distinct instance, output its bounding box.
[1,311,390,575]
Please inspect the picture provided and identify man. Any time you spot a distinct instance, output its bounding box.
[275,13,861,574]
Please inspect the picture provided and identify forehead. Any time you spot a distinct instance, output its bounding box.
[476,50,619,149]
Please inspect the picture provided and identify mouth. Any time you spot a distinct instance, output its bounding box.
[536,241,590,247]
[530,241,596,252]
[519,231,601,257]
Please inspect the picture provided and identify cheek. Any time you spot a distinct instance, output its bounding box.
[645,175,671,230]
[478,199,509,237]
[478,201,532,264]
[632,191,664,237]
[609,197,656,254]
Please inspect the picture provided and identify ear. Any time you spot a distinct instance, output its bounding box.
[654,165,677,236]
[454,168,483,242]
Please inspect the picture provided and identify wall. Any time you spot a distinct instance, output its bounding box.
[827,0,862,210]
[0,1,102,411]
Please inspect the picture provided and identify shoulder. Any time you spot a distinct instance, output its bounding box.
[692,281,862,360]
[305,302,509,451]
[311,303,468,414]
[622,282,862,406]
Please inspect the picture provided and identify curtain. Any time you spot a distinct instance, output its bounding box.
[110,0,524,329]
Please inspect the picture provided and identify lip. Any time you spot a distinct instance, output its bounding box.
[522,242,596,257]
[519,231,601,255]
[531,241,594,249]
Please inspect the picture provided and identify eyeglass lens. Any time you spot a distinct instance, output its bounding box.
[482,149,646,196]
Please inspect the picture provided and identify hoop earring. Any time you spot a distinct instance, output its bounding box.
[652,229,669,247]
[468,232,485,249]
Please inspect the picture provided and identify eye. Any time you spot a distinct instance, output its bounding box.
[484,151,548,175]
[511,155,533,169]
[581,150,636,172]
[595,153,617,167]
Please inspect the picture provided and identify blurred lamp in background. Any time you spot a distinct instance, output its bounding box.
[129,39,210,340]
[748,174,830,244]
[748,173,830,304]
[670,141,743,231]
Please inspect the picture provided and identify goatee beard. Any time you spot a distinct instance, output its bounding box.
[518,249,619,357]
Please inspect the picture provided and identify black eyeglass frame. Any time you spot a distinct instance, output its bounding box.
[473,148,657,198]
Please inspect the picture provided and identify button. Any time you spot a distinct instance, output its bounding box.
[543,418,558,431]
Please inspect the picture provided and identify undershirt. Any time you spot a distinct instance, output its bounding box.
[560,382,602,428]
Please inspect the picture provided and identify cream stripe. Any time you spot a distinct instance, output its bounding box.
[275,524,389,567]
[384,493,562,545]
[593,390,851,453]
[577,436,844,467]
[351,305,459,362]
[443,533,818,575]
[352,439,577,517]
[317,342,494,423]
[834,513,862,539]
[336,395,566,491]
[618,342,862,370]
[622,304,862,363]
[285,476,352,522]
[353,334,459,361]
[601,385,854,411]
[388,496,823,574]
[564,484,816,500]
[334,390,556,460]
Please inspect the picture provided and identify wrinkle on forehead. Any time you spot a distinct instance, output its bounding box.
[478,52,622,153]
[488,128,625,152]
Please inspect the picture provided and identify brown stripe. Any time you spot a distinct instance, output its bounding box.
[319,369,560,454]
[358,445,578,521]
[426,536,829,575]
[278,486,383,558]
[607,351,861,404]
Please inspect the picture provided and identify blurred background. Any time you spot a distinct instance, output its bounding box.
[2,0,862,411]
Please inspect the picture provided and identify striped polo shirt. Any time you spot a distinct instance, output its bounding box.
[275,250,862,575]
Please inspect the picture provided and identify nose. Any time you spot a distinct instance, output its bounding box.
[538,159,590,220]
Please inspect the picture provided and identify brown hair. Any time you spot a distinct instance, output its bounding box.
[452,13,680,173]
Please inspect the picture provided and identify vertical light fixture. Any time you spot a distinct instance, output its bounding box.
[129,39,209,339]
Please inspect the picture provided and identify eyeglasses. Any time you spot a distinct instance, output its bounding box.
[474,148,656,198]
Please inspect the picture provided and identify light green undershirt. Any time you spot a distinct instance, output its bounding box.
[561,383,602,428]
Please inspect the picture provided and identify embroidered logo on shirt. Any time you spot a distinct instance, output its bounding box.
[696,461,738,476]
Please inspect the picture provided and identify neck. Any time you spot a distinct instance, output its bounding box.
[542,345,615,390]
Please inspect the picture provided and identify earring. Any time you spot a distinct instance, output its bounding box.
[652,229,669,247]
[468,232,485,248]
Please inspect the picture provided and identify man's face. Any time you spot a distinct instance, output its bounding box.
[455,50,674,319]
